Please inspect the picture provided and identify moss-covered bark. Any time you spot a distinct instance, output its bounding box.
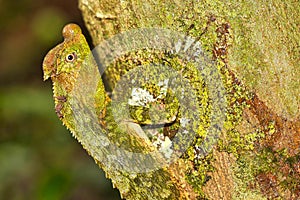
[78,0,299,199]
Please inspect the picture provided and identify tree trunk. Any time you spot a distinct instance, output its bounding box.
[78,0,299,199]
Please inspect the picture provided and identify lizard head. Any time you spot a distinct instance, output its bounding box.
[42,23,107,124]
[42,23,90,82]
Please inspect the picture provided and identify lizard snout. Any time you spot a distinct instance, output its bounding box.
[42,46,60,81]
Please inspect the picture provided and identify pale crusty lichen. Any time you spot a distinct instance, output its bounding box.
[76,0,299,199]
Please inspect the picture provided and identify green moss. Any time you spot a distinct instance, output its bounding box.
[103,44,215,196]
[99,4,268,196]
[79,0,299,198]
[185,153,214,199]
[233,145,300,199]
[116,3,293,199]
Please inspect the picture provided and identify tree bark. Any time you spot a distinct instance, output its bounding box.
[78,0,299,199]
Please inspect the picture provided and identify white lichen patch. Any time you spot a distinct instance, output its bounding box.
[152,133,173,159]
[159,136,173,159]
[157,79,169,87]
[128,79,171,107]
[128,88,156,106]
[194,145,202,159]
[157,79,169,98]
[180,118,190,128]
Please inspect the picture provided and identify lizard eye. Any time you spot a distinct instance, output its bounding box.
[65,53,77,62]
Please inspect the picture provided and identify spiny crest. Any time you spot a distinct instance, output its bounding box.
[42,23,90,81]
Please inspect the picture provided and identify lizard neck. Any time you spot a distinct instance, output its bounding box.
[51,72,79,132]
[52,72,78,96]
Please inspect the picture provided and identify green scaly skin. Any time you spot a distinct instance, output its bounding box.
[42,23,156,152]
[43,24,106,132]
[42,24,204,199]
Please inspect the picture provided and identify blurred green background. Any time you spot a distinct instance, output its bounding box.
[0,0,121,199]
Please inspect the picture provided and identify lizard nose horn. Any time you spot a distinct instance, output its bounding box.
[42,46,59,81]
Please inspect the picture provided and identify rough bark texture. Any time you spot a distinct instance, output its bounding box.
[78,0,299,199]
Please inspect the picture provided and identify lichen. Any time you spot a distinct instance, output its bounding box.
[78,0,299,198]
